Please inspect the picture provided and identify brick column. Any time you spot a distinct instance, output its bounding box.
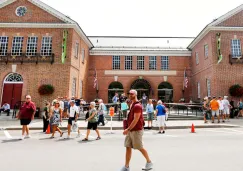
[144,56,149,70]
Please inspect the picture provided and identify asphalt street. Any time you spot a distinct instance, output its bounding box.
[1,128,243,171]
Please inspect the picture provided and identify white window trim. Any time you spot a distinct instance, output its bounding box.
[207,79,211,97]
[81,48,85,63]
[75,42,79,58]
[149,56,156,70]
[231,39,242,58]
[161,56,169,70]
[41,36,52,56]
[204,44,208,58]
[0,36,8,56]
[197,82,200,99]
[11,36,24,56]
[72,78,77,97]
[196,52,199,65]
[125,56,132,70]
[137,56,144,70]
[26,36,38,56]
[112,56,120,70]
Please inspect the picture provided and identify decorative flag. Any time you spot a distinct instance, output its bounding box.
[184,69,188,88]
[216,33,223,64]
[62,30,68,64]
[93,69,98,89]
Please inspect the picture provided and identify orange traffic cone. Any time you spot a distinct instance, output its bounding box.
[191,123,195,133]
[46,124,51,134]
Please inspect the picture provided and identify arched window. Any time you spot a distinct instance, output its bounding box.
[4,73,23,83]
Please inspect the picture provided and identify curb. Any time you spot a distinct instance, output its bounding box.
[3,125,240,131]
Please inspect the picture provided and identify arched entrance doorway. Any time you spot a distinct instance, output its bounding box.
[158,82,173,102]
[108,82,124,103]
[131,79,151,100]
[1,73,23,108]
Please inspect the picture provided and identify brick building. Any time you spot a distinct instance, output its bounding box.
[0,0,242,108]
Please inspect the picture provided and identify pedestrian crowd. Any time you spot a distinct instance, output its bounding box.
[203,96,243,123]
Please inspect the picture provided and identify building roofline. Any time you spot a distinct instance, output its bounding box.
[88,36,195,39]
[0,0,93,48]
[188,4,243,49]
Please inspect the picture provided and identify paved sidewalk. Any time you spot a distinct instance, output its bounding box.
[0,115,242,130]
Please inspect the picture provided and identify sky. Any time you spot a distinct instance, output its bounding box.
[41,0,243,37]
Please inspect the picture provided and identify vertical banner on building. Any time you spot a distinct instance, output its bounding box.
[216,33,223,64]
[62,30,68,64]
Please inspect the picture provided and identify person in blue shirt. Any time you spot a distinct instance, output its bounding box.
[155,100,166,134]
[0,102,10,116]
[146,99,154,129]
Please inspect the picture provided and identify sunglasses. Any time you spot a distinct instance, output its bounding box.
[129,93,135,95]
[26,98,30,99]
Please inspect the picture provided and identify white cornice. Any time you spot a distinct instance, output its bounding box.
[0,0,16,8]
[188,26,243,49]
[90,50,191,56]
[104,70,177,76]
[0,23,93,48]
[209,4,243,27]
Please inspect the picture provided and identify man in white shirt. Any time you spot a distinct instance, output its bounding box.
[66,100,80,139]
[217,96,225,122]
[0,102,10,116]
[222,96,231,121]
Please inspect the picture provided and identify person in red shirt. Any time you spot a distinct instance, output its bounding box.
[120,90,153,171]
[17,95,36,140]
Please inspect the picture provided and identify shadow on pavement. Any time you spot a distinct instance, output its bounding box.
[2,139,21,143]
[78,139,96,144]
[55,138,75,142]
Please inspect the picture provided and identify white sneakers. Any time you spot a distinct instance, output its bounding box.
[19,134,31,140]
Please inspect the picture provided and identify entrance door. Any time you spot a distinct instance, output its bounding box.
[130,79,151,100]
[2,84,23,108]
[1,73,23,109]
[158,82,173,103]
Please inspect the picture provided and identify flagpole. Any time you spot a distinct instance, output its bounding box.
[96,69,99,99]
[182,68,186,101]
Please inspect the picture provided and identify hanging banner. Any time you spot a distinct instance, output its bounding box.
[216,33,223,64]
[61,30,68,64]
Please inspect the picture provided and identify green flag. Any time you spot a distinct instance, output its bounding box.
[62,30,68,64]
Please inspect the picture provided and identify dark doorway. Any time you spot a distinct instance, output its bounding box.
[158,82,173,103]
[130,79,151,100]
[108,82,124,103]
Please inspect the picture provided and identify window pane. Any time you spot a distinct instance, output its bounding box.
[149,56,156,70]
[41,36,52,56]
[11,37,24,56]
[231,39,241,57]
[125,56,132,70]
[161,56,169,70]
[112,56,120,70]
[0,36,8,56]
[137,56,144,70]
[26,37,38,56]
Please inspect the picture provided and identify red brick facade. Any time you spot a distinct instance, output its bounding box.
[0,0,243,108]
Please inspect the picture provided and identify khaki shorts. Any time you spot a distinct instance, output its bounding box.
[124,130,143,150]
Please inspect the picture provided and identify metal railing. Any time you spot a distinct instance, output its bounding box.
[0,53,54,64]
[164,103,203,116]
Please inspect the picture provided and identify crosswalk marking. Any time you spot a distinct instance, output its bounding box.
[3,130,12,139]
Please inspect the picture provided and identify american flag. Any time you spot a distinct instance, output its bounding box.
[93,69,98,89]
[184,69,188,88]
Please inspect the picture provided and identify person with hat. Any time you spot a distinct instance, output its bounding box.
[202,97,209,123]
[66,100,80,139]
[222,96,232,121]
[217,96,225,122]
[50,100,63,138]
[17,95,36,140]
[210,96,220,123]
